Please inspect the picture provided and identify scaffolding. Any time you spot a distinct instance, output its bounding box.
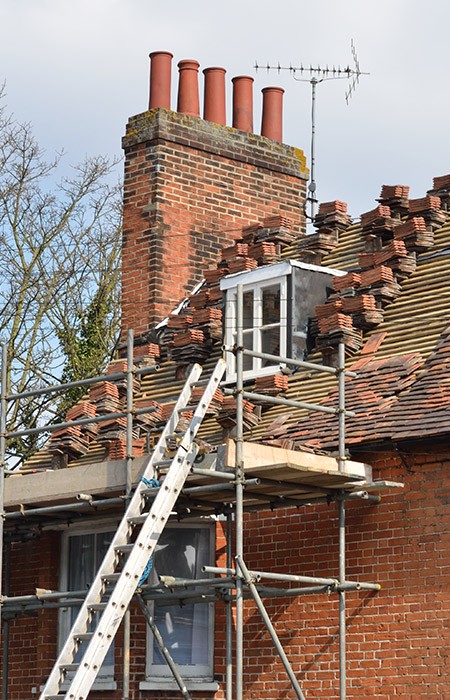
[0,294,400,700]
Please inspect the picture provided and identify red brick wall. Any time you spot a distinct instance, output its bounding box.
[1,446,448,698]
[242,446,450,698]
[121,109,308,340]
[3,532,60,698]
[0,525,229,700]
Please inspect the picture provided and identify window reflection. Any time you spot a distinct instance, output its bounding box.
[262,285,280,326]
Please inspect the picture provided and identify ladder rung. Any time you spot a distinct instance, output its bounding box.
[127,514,148,525]
[74,632,93,642]
[45,695,66,699]
[59,663,79,672]
[140,489,159,499]
[154,459,172,467]
[114,543,134,554]
[190,377,209,386]
[101,572,121,583]
[88,603,107,612]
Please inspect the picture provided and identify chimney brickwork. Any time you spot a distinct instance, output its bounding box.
[121,108,308,340]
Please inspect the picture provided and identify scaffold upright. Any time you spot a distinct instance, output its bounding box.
[0,319,396,700]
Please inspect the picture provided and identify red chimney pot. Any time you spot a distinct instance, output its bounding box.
[203,67,226,125]
[148,51,173,110]
[261,86,284,142]
[232,76,254,133]
[177,59,200,117]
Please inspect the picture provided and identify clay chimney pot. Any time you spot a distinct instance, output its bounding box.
[232,76,254,133]
[203,67,226,125]
[148,51,173,110]
[261,86,284,142]
[177,59,200,117]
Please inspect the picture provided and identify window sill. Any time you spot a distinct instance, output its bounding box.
[222,362,287,385]
[140,680,219,692]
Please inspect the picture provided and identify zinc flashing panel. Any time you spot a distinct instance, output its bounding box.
[291,264,337,360]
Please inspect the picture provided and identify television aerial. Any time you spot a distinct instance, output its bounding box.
[255,40,369,221]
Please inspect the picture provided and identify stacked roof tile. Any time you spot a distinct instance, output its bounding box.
[158,216,303,370]
[274,352,424,450]
[24,173,450,470]
[309,185,447,361]
[393,217,433,251]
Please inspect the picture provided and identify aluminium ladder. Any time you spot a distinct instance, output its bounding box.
[40,359,226,700]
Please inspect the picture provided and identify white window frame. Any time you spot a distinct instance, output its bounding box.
[222,265,288,381]
[59,522,118,691]
[221,260,347,382]
[141,520,216,690]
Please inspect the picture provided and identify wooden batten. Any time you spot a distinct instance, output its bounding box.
[224,440,372,481]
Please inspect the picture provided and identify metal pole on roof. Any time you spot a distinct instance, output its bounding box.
[0,343,8,652]
[225,388,354,417]
[6,365,158,402]
[338,342,346,475]
[126,329,134,498]
[123,329,134,700]
[235,284,244,700]
[308,77,318,220]
[338,342,347,700]
[222,345,358,377]
[6,403,159,440]
[225,513,233,700]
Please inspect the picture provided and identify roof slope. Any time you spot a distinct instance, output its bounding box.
[24,181,450,470]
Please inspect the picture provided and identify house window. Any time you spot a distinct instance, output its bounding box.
[59,525,116,689]
[144,522,215,686]
[224,276,288,380]
[221,259,345,380]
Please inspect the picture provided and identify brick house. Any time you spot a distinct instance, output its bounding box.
[1,51,449,699]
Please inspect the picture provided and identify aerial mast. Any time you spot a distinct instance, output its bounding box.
[255,40,369,221]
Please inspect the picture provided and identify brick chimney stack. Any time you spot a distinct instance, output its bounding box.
[121,53,308,341]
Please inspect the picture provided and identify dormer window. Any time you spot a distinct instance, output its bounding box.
[221,260,345,380]
[223,275,288,379]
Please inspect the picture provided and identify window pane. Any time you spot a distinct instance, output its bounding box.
[242,330,253,372]
[243,291,253,329]
[68,534,95,592]
[152,527,211,667]
[262,284,280,326]
[261,327,280,365]
[67,531,115,670]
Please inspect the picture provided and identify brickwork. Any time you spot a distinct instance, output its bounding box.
[2,447,448,698]
[242,447,450,698]
[4,532,59,698]
[121,109,308,340]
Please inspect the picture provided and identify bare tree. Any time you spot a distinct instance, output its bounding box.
[0,93,121,463]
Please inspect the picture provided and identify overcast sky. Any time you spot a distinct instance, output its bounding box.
[1,0,450,218]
